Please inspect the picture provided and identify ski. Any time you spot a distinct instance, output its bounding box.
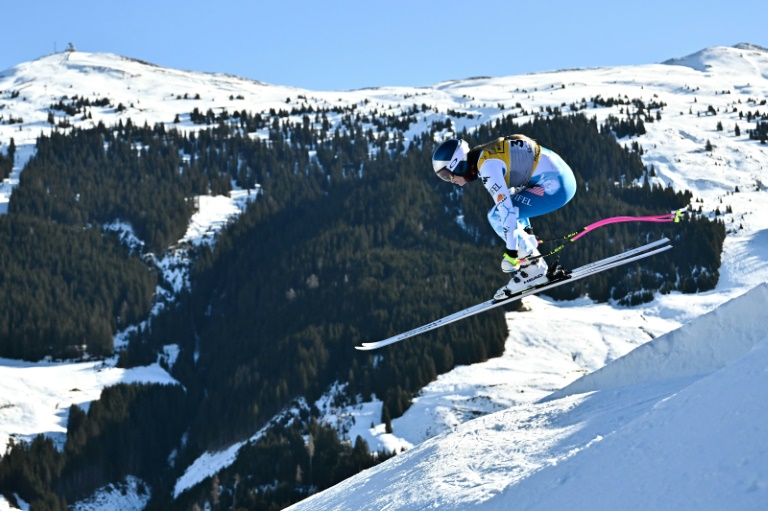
[356,238,672,351]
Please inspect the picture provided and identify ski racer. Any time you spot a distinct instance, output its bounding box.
[432,135,577,299]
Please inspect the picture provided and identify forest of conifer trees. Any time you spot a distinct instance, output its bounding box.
[0,139,13,180]
[0,107,725,510]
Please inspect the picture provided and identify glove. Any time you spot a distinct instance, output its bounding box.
[501,249,520,273]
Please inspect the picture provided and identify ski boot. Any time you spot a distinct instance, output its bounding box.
[494,256,572,301]
[494,257,549,300]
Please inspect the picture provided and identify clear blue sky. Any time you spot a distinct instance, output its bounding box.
[3,0,766,91]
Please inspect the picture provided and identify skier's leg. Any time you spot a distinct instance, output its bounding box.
[509,148,576,221]
[495,150,577,297]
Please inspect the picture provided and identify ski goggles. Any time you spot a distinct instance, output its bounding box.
[436,160,468,182]
[436,167,454,182]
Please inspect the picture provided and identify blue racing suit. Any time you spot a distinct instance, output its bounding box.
[477,135,576,252]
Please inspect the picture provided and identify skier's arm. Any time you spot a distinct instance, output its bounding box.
[478,159,519,253]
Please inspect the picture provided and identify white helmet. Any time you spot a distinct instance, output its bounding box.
[432,139,470,182]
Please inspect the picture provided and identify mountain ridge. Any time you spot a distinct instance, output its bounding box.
[0,43,767,510]
[4,42,767,90]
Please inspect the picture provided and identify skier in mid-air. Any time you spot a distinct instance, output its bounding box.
[359,137,674,350]
[432,135,577,299]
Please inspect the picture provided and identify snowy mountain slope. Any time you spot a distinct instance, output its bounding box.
[164,44,768,502]
[547,283,768,399]
[0,44,768,507]
[664,43,768,76]
[286,283,768,511]
[0,51,290,214]
[0,356,178,452]
[0,53,263,458]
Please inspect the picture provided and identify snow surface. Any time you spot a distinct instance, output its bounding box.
[172,401,310,497]
[69,476,150,511]
[0,495,27,511]
[286,286,768,511]
[0,51,260,467]
[284,45,768,511]
[1,45,768,508]
[0,357,177,451]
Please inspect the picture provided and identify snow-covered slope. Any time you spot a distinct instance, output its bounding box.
[0,53,262,455]
[287,283,768,511]
[1,44,768,508]
[548,283,768,399]
[0,357,178,451]
[167,44,768,505]
[293,45,768,509]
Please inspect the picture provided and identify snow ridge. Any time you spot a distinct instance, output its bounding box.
[546,282,768,400]
[287,285,768,511]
